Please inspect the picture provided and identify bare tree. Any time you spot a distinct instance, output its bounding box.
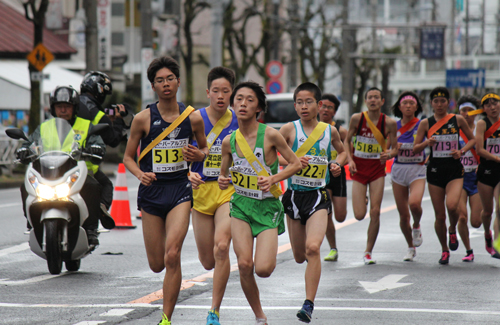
[181,0,210,104]
[24,0,49,134]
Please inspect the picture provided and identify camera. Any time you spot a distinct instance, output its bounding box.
[104,104,127,117]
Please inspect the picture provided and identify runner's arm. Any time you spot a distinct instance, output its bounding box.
[123,110,157,185]
[268,128,302,184]
[278,122,294,166]
[475,120,500,162]
[345,114,360,173]
[382,117,398,162]
[184,112,209,162]
[413,119,431,154]
[218,135,233,190]
[456,115,476,155]
[331,126,346,167]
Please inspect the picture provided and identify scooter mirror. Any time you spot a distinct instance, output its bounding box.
[5,128,29,142]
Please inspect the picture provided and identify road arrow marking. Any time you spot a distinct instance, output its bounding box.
[0,273,68,286]
[359,274,412,294]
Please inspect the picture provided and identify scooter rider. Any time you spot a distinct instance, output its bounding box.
[77,71,127,223]
[16,86,115,246]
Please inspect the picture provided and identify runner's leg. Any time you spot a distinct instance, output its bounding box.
[478,182,494,237]
[445,178,463,234]
[352,181,368,220]
[365,177,385,253]
[287,216,307,263]
[408,179,425,229]
[192,209,216,270]
[324,188,337,250]
[393,182,412,248]
[211,203,232,312]
[457,189,471,251]
[468,193,482,229]
[428,184,448,251]
[304,210,328,302]
[254,227,278,277]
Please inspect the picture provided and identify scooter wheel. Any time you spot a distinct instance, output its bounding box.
[45,219,63,275]
[65,259,81,272]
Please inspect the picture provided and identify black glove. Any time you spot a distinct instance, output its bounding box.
[15,147,31,163]
[87,144,105,158]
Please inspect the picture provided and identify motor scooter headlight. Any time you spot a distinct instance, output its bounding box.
[55,183,70,198]
[36,184,55,200]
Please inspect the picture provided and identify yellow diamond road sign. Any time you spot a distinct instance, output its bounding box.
[27,43,54,71]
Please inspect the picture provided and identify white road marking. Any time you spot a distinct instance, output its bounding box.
[359,274,412,294]
[0,242,29,257]
[99,308,135,317]
[3,302,500,317]
[0,273,68,285]
[72,322,106,325]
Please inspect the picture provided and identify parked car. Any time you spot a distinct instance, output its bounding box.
[259,93,297,129]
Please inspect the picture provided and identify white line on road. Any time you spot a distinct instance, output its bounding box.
[0,272,68,285]
[3,302,500,317]
[0,242,29,257]
[99,308,135,317]
[72,322,106,325]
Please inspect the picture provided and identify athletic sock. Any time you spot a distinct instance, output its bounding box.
[466,249,473,256]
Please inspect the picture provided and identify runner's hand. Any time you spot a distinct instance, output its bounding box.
[257,176,273,192]
[189,172,204,189]
[299,156,310,169]
[183,144,205,162]
[380,151,390,164]
[330,163,341,177]
[349,160,357,174]
[397,142,403,150]
[218,175,231,190]
[451,149,461,160]
[427,137,436,147]
[139,172,156,186]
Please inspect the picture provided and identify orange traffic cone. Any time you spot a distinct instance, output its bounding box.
[110,163,136,229]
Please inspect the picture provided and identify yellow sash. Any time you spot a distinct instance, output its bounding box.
[137,105,195,165]
[295,122,328,157]
[363,111,386,151]
[235,130,282,198]
[206,109,232,150]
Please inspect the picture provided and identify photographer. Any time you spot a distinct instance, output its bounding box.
[78,71,127,223]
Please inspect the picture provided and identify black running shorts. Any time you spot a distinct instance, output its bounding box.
[282,188,332,225]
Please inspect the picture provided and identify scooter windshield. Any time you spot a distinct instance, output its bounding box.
[32,118,78,180]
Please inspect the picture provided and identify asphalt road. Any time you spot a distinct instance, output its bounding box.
[1,168,500,325]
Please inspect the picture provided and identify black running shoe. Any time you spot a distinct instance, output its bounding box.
[86,229,100,246]
[439,251,450,265]
[297,300,314,323]
[449,232,459,251]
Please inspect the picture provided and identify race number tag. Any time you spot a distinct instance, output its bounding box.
[397,143,424,163]
[432,134,458,158]
[291,156,328,188]
[354,136,382,159]
[460,150,478,172]
[229,166,262,200]
[152,138,188,172]
[203,145,222,177]
[486,138,500,157]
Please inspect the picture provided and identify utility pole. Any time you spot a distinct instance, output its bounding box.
[341,0,355,117]
[271,0,280,60]
[497,0,500,53]
[210,0,226,68]
[465,0,469,55]
[450,0,455,56]
[288,0,299,90]
[371,0,378,87]
[141,0,155,105]
[481,0,485,54]
[84,0,98,72]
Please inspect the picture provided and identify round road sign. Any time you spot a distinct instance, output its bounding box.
[265,60,283,79]
[266,79,283,94]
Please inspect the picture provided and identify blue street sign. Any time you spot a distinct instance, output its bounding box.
[420,26,445,60]
[266,79,283,94]
[446,69,485,88]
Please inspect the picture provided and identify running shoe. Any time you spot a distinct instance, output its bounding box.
[158,313,171,325]
[462,252,474,262]
[485,230,496,255]
[448,232,459,251]
[412,227,423,247]
[403,248,416,262]
[255,318,268,325]
[206,310,220,325]
[297,300,314,323]
[439,251,450,265]
[363,252,376,265]
[324,248,338,261]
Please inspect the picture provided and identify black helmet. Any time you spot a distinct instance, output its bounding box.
[80,71,113,105]
[49,86,80,118]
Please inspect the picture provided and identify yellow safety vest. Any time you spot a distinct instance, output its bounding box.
[91,110,105,125]
[40,118,100,174]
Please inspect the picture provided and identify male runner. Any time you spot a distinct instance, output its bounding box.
[319,93,348,262]
[123,56,208,325]
[344,87,398,265]
[218,81,301,325]
[413,87,475,264]
[188,66,238,325]
[280,83,346,323]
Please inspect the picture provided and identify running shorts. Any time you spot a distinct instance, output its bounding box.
[477,161,500,188]
[193,181,234,215]
[137,180,193,219]
[325,165,347,197]
[427,160,464,189]
[351,156,386,185]
[463,171,478,196]
[229,193,285,237]
[391,163,426,187]
[282,188,332,225]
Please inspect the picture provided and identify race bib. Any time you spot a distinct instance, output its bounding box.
[152,138,188,172]
[397,143,424,163]
[203,145,222,177]
[432,134,458,158]
[460,150,478,172]
[229,166,262,200]
[486,138,500,157]
[354,136,382,159]
[291,156,328,188]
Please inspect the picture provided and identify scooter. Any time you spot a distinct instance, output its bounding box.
[6,118,107,274]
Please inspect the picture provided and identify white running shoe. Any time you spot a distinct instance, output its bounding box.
[412,227,423,247]
[255,318,268,325]
[363,252,376,265]
[403,248,416,261]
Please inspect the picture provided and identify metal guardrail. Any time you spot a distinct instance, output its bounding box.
[0,136,18,173]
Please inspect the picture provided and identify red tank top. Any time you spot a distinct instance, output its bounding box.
[354,113,386,160]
